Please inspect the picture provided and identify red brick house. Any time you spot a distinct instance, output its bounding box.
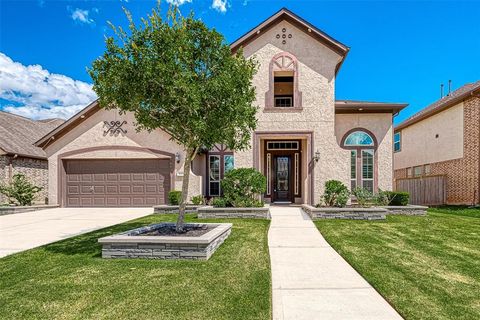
[394,81,480,205]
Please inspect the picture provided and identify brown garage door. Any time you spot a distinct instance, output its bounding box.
[64,159,170,207]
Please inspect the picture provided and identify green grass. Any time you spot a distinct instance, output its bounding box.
[0,214,271,320]
[314,207,480,320]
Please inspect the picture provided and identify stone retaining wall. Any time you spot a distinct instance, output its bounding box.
[153,205,204,214]
[380,205,428,216]
[0,204,59,216]
[99,223,232,260]
[197,206,271,219]
[302,204,387,220]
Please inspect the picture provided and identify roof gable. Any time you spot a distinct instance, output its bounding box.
[0,111,64,159]
[230,8,349,73]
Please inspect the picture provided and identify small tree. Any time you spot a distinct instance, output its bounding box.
[0,174,42,206]
[89,4,257,232]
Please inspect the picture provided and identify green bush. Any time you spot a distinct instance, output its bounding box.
[168,190,182,205]
[212,197,228,208]
[0,174,42,206]
[191,195,203,205]
[385,191,410,206]
[322,180,350,207]
[373,189,390,206]
[352,187,373,207]
[221,168,266,208]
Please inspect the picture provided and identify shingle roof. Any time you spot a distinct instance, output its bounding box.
[0,111,64,159]
[395,80,480,131]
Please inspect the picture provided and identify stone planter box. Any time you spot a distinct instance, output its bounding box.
[197,205,271,219]
[98,222,232,260]
[153,205,205,214]
[380,205,428,216]
[0,204,59,216]
[302,204,387,220]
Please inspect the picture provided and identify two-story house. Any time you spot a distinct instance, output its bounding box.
[35,8,406,207]
[394,80,480,205]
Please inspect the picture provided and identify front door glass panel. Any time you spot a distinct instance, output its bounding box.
[276,157,289,191]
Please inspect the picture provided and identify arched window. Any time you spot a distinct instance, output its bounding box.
[265,52,302,110]
[344,131,374,146]
[341,129,377,192]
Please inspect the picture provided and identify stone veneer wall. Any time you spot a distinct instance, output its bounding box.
[0,155,49,204]
[197,206,271,219]
[301,204,387,220]
[394,96,480,205]
[101,223,232,260]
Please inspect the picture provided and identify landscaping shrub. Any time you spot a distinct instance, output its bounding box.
[373,189,390,206]
[212,197,228,208]
[191,195,203,205]
[168,190,182,205]
[0,174,42,206]
[221,168,266,207]
[352,187,373,207]
[385,191,410,206]
[322,180,350,207]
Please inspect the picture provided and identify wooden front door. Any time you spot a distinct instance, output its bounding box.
[273,155,292,202]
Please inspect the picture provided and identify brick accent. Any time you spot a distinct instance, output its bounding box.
[0,155,48,204]
[394,96,480,205]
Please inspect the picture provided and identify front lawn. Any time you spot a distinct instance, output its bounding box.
[314,207,480,320]
[0,214,271,320]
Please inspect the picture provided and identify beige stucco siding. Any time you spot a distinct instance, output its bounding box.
[394,102,464,169]
[335,113,394,191]
[44,109,202,205]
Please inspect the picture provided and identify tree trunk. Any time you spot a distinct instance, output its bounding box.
[176,147,194,233]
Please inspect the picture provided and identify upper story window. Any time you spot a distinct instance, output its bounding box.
[265,52,302,111]
[394,132,401,152]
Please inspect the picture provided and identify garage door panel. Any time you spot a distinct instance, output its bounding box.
[106,185,118,194]
[65,159,170,207]
[106,174,118,181]
[67,186,80,195]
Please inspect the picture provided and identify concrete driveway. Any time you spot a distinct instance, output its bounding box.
[0,207,153,258]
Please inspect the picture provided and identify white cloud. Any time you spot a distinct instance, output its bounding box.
[211,0,228,13]
[71,8,94,25]
[0,52,97,120]
[166,0,192,6]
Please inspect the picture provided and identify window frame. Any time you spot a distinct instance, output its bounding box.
[394,132,401,152]
[265,52,302,112]
[413,166,423,177]
[341,128,377,192]
[207,145,234,197]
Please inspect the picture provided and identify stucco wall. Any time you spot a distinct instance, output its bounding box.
[394,102,464,169]
[44,109,202,206]
[235,20,393,203]
[335,113,394,191]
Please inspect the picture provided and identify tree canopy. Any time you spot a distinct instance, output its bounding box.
[89,5,258,231]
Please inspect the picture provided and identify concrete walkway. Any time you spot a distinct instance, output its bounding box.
[0,207,152,258]
[268,206,402,320]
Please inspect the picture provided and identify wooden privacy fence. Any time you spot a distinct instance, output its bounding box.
[395,175,446,205]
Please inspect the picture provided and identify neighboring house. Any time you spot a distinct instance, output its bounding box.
[394,80,480,205]
[35,8,406,208]
[0,111,64,204]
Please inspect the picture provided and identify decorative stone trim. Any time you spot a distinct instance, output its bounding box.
[0,204,59,216]
[153,205,206,214]
[301,204,387,220]
[197,205,271,219]
[380,205,428,216]
[98,223,232,260]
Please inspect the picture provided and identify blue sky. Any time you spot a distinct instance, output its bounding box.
[0,0,479,122]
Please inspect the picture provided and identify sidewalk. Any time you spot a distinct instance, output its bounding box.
[268,206,403,320]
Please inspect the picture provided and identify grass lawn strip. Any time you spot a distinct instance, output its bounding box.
[314,208,480,320]
[0,214,271,320]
